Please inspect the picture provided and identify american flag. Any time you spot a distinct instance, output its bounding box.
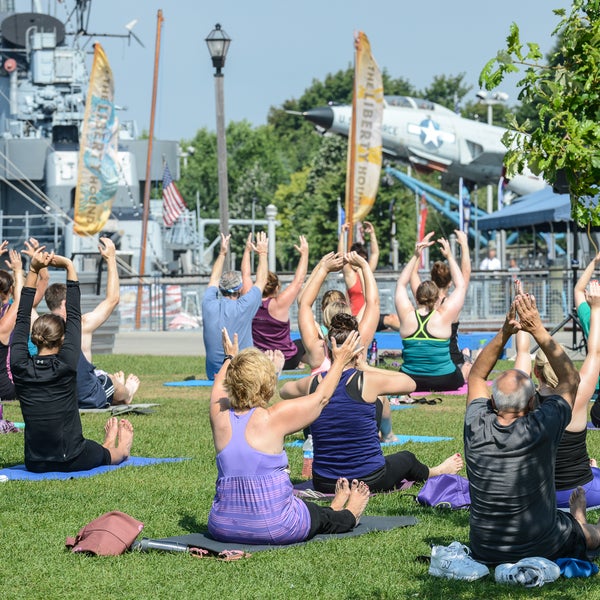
[162,163,186,227]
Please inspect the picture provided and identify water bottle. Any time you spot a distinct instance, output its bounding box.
[301,434,313,479]
[369,339,378,366]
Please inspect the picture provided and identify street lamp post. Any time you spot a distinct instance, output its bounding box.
[476,90,508,267]
[206,23,231,264]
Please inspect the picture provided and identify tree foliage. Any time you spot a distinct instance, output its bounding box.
[480,0,600,225]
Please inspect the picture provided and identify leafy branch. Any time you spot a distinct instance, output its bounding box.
[479,2,600,225]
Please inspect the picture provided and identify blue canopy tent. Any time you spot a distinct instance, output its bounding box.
[477,187,571,232]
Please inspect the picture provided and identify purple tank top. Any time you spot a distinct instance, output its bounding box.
[251,298,297,359]
[208,408,311,544]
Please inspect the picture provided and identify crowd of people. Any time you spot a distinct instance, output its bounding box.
[202,224,600,570]
[3,223,600,574]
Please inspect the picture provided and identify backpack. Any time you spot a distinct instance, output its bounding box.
[416,474,471,510]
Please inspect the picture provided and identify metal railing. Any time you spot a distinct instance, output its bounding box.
[116,268,575,333]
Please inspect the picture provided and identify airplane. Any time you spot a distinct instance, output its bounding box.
[301,95,545,198]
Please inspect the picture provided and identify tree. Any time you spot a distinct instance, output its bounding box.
[421,73,471,112]
[480,1,600,225]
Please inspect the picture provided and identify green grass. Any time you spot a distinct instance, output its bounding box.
[1,356,599,599]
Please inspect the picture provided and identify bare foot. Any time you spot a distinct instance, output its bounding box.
[429,453,464,477]
[345,479,370,525]
[330,477,351,511]
[117,419,134,457]
[264,350,285,375]
[591,458,598,468]
[381,433,398,443]
[124,374,140,404]
[102,417,118,448]
[112,371,125,385]
[569,486,588,526]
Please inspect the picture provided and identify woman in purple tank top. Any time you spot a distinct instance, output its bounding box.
[208,328,370,544]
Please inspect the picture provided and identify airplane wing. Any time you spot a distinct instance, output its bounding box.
[406,146,452,172]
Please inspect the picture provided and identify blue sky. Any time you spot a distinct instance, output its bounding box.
[82,0,571,142]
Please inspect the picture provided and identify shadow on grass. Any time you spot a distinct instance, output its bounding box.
[178,513,208,533]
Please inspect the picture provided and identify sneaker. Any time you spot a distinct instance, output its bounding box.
[429,541,490,581]
[495,557,561,588]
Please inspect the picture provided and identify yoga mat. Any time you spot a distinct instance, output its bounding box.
[285,434,452,449]
[134,515,418,555]
[390,404,417,411]
[164,373,307,387]
[79,404,159,415]
[588,422,600,430]
[0,456,189,481]
[292,479,415,499]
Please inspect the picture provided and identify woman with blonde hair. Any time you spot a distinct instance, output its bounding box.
[207,328,370,544]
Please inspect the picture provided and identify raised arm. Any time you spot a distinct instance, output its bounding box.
[574,252,600,310]
[270,236,309,315]
[297,252,344,367]
[240,233,253,295]
[572,280,600,425]
[81,237,119,334]
[516,293,579,407]
[513,330,532,375]
[467,301,518,405]
[436,237,466,320]
[345,251,379,347]
[0,249,23,342]
[252,232,269,293]
[207,233,230,288]
[209,328,238,426]
[363,221,379,271]
[455,229,472,285]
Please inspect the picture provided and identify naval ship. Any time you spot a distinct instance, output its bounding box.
[0,0,182,277]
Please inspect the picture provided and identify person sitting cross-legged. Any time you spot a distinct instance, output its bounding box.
[11,247,133,473]
[464,291,600,565]
[207,328,369,544]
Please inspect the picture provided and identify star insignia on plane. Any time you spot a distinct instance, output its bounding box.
[407,119,456,150]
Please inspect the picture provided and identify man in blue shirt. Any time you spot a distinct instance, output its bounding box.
[202,232,268,379]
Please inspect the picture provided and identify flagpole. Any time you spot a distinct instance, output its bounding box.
[345,33,360,249]
[135,9,163,330]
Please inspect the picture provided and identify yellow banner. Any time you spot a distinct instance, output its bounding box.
[74,43,119,236]
[345,32,383,224]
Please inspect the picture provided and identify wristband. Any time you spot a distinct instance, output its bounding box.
[223,354,234,363]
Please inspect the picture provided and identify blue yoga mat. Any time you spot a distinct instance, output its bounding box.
[164,373,307,387]
[285,434,452,449]
[390,405,417,411]
[0,456,188,481]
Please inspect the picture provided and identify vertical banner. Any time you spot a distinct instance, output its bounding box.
[74,43,119,236]
[344,31,384,229]
[459,178,471,234]
[417,193,428,268]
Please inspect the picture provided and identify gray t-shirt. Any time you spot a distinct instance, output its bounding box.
[464,395,578,564]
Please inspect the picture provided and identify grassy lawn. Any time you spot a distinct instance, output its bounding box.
[1,355,599,600]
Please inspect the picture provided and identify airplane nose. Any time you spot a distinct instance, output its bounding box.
[302,106,334,130]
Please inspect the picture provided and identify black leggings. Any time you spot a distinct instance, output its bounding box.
[312,451,430,494]
[303,500,356,538]
[26,439,111,473]
[283,339,306,371]
[592,401,600,428]
[401,366,464,392]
